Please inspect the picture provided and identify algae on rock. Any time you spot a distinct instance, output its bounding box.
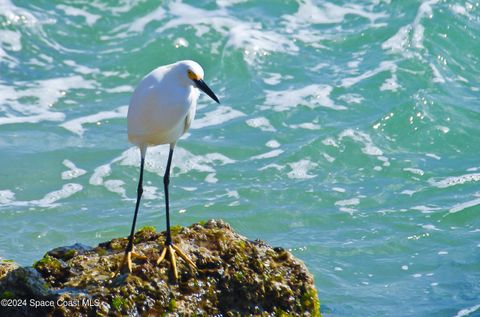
[0,219,321,316]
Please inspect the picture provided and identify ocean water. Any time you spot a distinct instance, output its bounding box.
[1,0,479,315]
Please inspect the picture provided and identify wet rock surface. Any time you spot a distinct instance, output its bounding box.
[0,219,320,316]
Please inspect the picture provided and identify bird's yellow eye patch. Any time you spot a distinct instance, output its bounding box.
[187,70,199,81]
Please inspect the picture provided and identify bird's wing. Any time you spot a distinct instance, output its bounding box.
[183,102,197,134]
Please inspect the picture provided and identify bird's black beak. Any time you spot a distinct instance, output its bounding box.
[194,79,220,104]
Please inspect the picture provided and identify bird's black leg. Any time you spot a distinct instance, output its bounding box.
[164,147,174,246]
[157,146,196,279]
[113,155,147,276]
[126,157,145,254]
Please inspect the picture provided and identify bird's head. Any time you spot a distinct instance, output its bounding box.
[175,60,220,104]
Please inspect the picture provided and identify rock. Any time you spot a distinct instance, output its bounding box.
[0,220,321,316]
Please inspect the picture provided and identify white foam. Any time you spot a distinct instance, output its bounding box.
[341,61,399,91]
[128,6,166,32]
[430,63,446,83]
[282,0,386,48]
[323,153,335,162]
[436,125,450,134]
[56,5,100,26]
[291,29,327,49]
[339,207,356,214]
[449,198,480,214]
[322,137,339,148]
[287,159,318,179]
[338,93,364,104]
[228,24,298,63]
[226,190,240,199]
[0,22,22,67]
[89,0,138,15]
[426,153,441,160]
[422,224,439,231]
[181,186,197,192]
[205,173,218,184]
[251,149,284,160]
[112,146,235,179]
[104,85,133,93]
[283,0,386,25]
[0,75,94,126]
[312,63,329,72]
[34,183,83,207]
[192,105,245,129]
[246,117,276,132]
[335,198,360,207]
[0,29,21,51]
[401,190,416,196]
[429,173,480,189]
[0,190,15,204]
[61,105,128,136]
[403,168,425,176]
[450,4,470,17]
[0,112,65,125]
[89,164,112,186]
[382,0,439,56]
[454,304,480,317]
[411,205,441,214]
[63,60,99,75]
[104,180,127,198]
[173,37,189,48]
[263,73,283,86]
[380,72,400,91]
[142,186,159,200]
[339,129,384,157]
[382,25,410,54]
[289,122,321,130]
[348,59,361,69]
[259,163,285,171]
[61,159,87,180]
[266,140,280,148]
[263,84,346,112]
[157,2,298,64]
[216,0,247,7]
[0,0,37,24]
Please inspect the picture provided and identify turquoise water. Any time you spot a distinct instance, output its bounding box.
[1,0,479,315]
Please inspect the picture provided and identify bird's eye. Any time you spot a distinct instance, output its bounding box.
[187,70,198,80]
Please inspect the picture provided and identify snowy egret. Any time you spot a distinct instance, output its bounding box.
[116,60,220,278]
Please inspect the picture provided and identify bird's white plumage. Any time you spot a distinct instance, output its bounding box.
[127,60,203,149]
[120,60,219,276]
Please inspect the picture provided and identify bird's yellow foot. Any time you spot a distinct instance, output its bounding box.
[112,248,147,277]
[156,244,196,279]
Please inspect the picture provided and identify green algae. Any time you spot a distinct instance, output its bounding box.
[95,247,107,256]
[63,249,76,260]
[33,254,61,272]
[301,288,321,317]
[112,296,127,311]
[139,225,156,232]
[1,291,14,299]
[168,297,177,312]
[170,224,182,236]
[1,259,14,263]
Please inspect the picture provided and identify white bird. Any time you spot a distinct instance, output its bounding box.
[116,60,220,278]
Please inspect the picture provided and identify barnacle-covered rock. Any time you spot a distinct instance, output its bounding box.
[0,220,321,316]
